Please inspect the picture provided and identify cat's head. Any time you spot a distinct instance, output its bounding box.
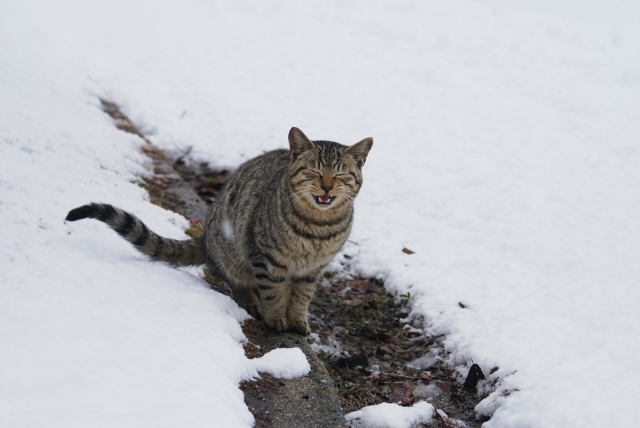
[288,127,373,212]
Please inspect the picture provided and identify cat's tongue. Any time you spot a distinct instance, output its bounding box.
[319,194,331,203]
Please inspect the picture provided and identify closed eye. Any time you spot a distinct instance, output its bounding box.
[293,170,321,184]
[335,173,353,181]
[290,167,321,179]
[336,172,360,186]
[303,171,321,179]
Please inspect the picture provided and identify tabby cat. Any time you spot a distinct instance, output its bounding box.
[66,127,373,335]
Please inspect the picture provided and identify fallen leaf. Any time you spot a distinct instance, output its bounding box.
[368,332,392,343]
[345,279,375,292]
[420,372,435,381]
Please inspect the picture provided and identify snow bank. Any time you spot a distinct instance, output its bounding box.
[0,2,306,426]
[2,0,640,426]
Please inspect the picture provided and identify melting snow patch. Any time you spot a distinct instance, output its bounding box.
[345,401,434,428]
[250,347,310,379]
[413,382,443,399]
[309,331,344,358]
[407,349,441,370]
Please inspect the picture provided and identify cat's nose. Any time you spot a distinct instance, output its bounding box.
[321,184,333,193]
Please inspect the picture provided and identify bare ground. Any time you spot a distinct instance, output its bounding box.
[183,161,492,427]
[102,99,493,427]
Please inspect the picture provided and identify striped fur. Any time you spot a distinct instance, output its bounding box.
[65,203,206,266]
[67,127,372,335]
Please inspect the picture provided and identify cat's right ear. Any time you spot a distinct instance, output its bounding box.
[288,127,316,158]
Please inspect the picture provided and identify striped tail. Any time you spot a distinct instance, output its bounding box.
[65,203,206,267]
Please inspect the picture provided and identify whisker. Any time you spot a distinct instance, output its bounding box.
[287,188,312,200]
[340,192,355,206]
[286,186,314,207]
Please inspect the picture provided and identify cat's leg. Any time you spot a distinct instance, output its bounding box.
[287,274,319,335]
[231,284,263,320]
[258,281,290,332]
[250,254,290,332]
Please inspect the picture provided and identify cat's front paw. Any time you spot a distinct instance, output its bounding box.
[288,319,311,336]
[265,316,289,332]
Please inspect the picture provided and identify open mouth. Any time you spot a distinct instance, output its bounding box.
[313,194,336,205]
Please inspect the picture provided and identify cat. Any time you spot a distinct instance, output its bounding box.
[66,127,373,335]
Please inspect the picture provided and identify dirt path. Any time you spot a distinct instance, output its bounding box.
[101,100,492,427]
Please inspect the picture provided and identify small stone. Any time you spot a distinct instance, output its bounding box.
[302,394,310,400]
[336,353,369,369]
[463,364,486,391]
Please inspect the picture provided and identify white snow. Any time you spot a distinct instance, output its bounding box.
[2,0,639,427]
[249,348,311,380]
[345,401,435,428]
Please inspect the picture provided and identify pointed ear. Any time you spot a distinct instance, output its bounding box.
[345,137,373,168]
[288,127,316,158]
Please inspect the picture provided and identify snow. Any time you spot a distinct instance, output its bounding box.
[2,0,640,427]
[345,401,435,428]
[249,348,311,380]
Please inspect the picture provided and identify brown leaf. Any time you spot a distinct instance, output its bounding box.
[420,372,435,381]
[402,247,415,255]
[345,279,375,292]
[368,332,392,343]
[392,386,406,395]
[391,394,412,406]
[376,343,407,356]
[376,345,395,356]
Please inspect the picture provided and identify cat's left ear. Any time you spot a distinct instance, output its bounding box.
[345,137,373,168]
